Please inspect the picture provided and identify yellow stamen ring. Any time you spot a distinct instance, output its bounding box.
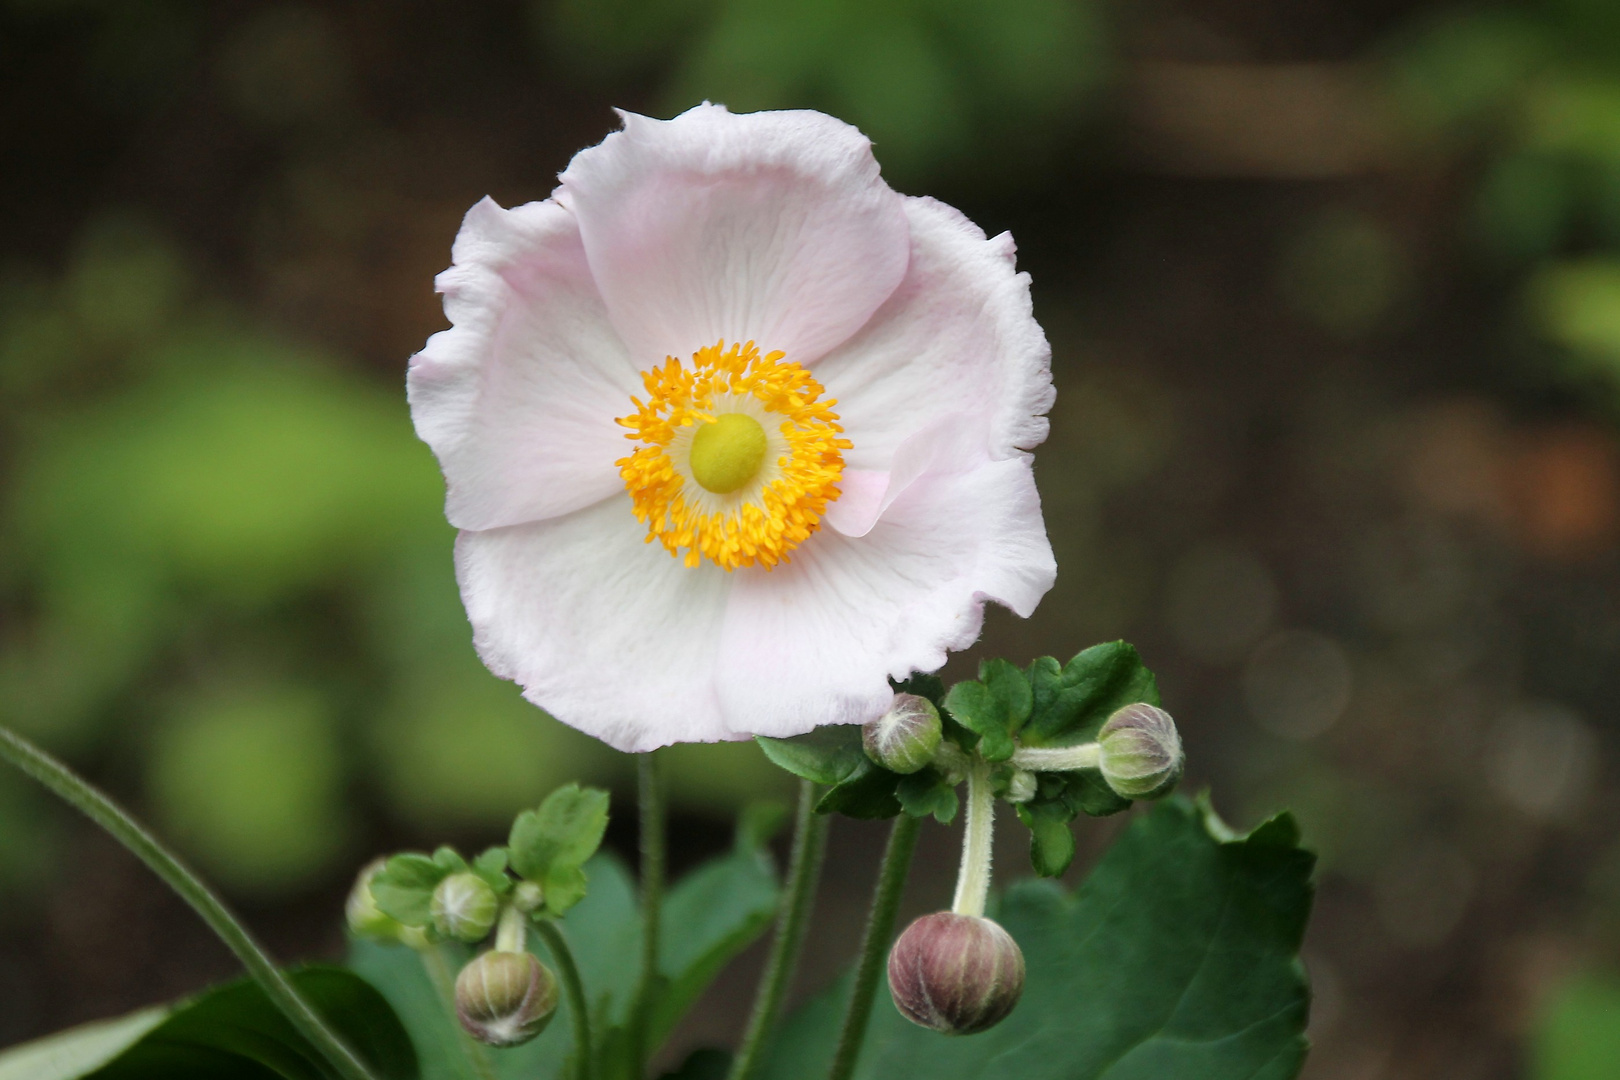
[616,340,849,571]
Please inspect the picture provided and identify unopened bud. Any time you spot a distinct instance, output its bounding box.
[887,912,1025,1035]
[432,872,499,943]
[1097,703,1183,800]
[346,859,408,944]
[1005,769,1037,804]
[455,950,558,1047]
[864,694,943,774]
[512,880,544,914]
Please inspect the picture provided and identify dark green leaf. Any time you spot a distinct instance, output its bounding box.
[650,845,780,1045]
[371,854,450,928]
[1061,770,1133,818]
[892,672,946,707]
[509,784,610,913]
[1023,642,1159,746]
[760,797,1315,1080]
[979,658,1034,735]
[756,726,866,786]
[658,1049,731,1080]
[735,801,790,853]
[894,770,959,824]
[0,967,420,1080]
[815,759,901,819]
[941,681,1015,762]
[1015,799,1077,877]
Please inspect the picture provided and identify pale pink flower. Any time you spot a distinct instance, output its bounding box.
[408,104,1055,751]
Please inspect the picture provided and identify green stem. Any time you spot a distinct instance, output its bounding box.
[0,724,379,1080]
[419,945,498,1080]
[631,749,665,1077]
[826,813,922,1080]
[951,759,995,918]
[727,779,830,1080]
[535,920,593,1080]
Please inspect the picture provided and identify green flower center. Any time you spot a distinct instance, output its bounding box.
[689,413,769,494]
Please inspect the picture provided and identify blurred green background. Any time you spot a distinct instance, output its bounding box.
[3,0,1620,1076]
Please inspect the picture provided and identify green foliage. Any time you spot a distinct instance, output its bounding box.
[813,759,902,819]
[758,797,1314,1080]
[894,769,958,824]
[1533,972,1620,1080]
[1021,641,1159,746]
[756,725,866,786]
[0,968,417,1080]
[508,785,611,917]
[371,853,455,929]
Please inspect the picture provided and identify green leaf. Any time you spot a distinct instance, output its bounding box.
[471,848,512,896]
[759,797,1315,1080]
[979,658,1034,734]
[755,726,866,786]
[0,967,419,1080]
[815,759,901,819]
[894,770,959,824]
[649,845,781,1046]
[1023,641,1160,745]
[431,847,467,875]
[735,801,790,852]
[371,853,450,928]
[509,784,610,915]
[1534,971,1620,1080]
[1061,769,1133,818]
[941,681,1015,762]
[1015,799,1077,877]
[892,672,945,707]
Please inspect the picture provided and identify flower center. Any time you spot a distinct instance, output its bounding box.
[616,340,849,571]
[689,413,768,494]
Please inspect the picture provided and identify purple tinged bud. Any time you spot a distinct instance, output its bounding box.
[455,950,558,1047]
[1097,703,1183,800]
[887,912,1025,1035]
[864,694,943,774]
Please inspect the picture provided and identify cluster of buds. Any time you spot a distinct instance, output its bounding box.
[861,694,1185,1036]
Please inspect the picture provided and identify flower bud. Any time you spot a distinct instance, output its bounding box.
[864,694,943,774]
[512,880,544,914]
[1004,768,1037,804]
[346,859,408,944]
[887,912,1025,1035]
[455,950,559,1047]
[432,872,499,943]
[1097,703,1183,800]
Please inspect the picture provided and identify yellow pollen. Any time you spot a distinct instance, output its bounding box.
[616,340,849,571]
[690,413,768,494]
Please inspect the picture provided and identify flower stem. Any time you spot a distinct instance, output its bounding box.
[631,749,665,1077]
[419,944,497,1080]
[825,812,921,1080]
[1009,743,1100,772]
[535,919,594,1080]
[951,759,995,917]
[727,779,829,1080]
[0,724,380,1080]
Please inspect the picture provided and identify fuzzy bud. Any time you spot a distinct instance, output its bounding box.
[512,880,544,914]
[1097,703,1184,799]
[864,694,943,774]
[1004,768,1038,804]
[887,912,1025,1035]
[432,872,499,943]
[455,950,558,1047]
[346,859,409,944]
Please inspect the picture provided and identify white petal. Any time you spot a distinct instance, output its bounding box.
[716,452,1056,739]
[556,104,911,368]
[815,195,1054,477]
[455,496,737,752]
[408,197,642,532]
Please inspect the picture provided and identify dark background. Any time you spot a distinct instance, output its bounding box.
[4,1,1620,1077]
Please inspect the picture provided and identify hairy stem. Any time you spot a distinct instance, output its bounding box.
[951,759,995,917]
[727,780,829,1080]
[419,945,497,1080]
[631,750,666,1077]
[535,920,594,1080]
[825,812,921,1080]
[1009,743,1101,772]
[0,725,380,1080]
